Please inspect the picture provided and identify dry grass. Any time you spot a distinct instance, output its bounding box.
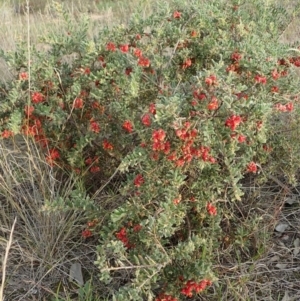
[0,136,101,300]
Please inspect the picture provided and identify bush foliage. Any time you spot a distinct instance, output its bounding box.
[1,0,300,300]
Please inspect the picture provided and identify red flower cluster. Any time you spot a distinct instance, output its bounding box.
[181,279,212,297]
[46,148,60,166]
[274,102,293,112]
[83,67,90,75]
[207,203,217,216]
[141,113,151,126]
[31,92,45,104]
[149,103,156,114]
[1,129,14,139]
[238,134,246,143]
[225,115,242,131]
[115,227,131,248]
[173,11,181,19]
[231,133,246,143]
[82,229,92,238]
[19,72,28,80]
[207,96,219,110]
[272,69,280,80]
[134,48,143,58]
[90,166,100,173]
[85,156,100,173]
[167,122,215,166]
[125,67,133,76]
[24,105,34,117]
[254,74,267,84]
[155,293,178,301]
[151,129,170,155]
[81,219,99,238]
[231,51,242,62]
[106,42,116,51]
[152,129,166,142]
[182,58,192,69]
[122,120,133,133]
[22,115,49,148]
[134,174,144,187]
[247,161,257,173]
[271,86,279,93]
[115,223,142,249]
[138,56,151,67]
[234,92,248,100]
[90,120,100,133]
[85,156,99,166]
[102,139,114,150]
[73,97,84,109]
[289,56,300,67]
[205,74,217,86]
[193,89,206,101]
[119,44,129,53]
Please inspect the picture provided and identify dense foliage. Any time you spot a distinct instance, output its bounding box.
[1,0,300,299]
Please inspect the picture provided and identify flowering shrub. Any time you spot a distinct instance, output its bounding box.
[1,0,300,299]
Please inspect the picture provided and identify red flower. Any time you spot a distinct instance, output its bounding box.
[205,75,217,86]
[73,97,84,109]
[191,30,197,37]
[155,293,178,301]
[138,56,150,67]
[141,113,151,126]
[180,279,212,297]
[125,67,133,76]
[167,152,177,161]
[19,72,28,80]
[237,134,246,143]
[175,157,185,167]
[134,48,143,58]
[207,97,219,110]
[235,92,248,100]
[271,86,279,93]
[182,58,192,69]
[90,120,100,133]
[122,120,133,133]
[82,229,92,238]
[254,74,267,84]
[207,203,217,216]
[272,69,280,80]
[276,103,285,112]
[173,11,181,18]
[84,67,91,75]
[133,224,142,232]
[106,42,116,51]
[24,105,34,117]
[31,92,45,104]
[1,129,14,139]
[46,149,59,161]
[102,139,114,150]
[90,166,100,173]
[46,148,60,166]
[225,115,242,131]
[173,198,181,205]
[285,102,294,112]
[134,174,144,187]
[152,129,166,142]
[247,161,257,173]
[149,103,156,114]
[119,44,129,53]
[231,51,242,62]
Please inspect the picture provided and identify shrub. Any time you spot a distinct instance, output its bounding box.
[1,0,300,300]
